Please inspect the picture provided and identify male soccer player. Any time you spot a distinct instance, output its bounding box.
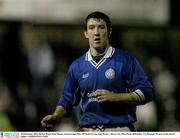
[41,11,153,131]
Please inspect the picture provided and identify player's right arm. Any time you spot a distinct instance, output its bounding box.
[41,61,80,129]
[41,105,67,128]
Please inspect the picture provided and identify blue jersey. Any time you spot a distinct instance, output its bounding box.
[58,46,153,126]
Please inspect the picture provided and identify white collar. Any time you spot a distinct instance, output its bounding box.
[85,46,115,61]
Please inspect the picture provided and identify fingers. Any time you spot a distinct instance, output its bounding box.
[41,116,48,127]
[97,95,106,102]
[41,115,53,128]
[41,120,46,127]
[95,89,115,102]
[95,89,108,103]
[95,89,106,96]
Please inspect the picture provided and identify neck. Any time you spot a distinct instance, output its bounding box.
[90,45,109,57]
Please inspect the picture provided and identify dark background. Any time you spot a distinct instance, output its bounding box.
[0,0,180,131]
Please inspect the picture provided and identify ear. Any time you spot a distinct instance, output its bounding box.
[84,31,89,38]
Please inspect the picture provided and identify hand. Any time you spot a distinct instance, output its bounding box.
[95,89,116,103]
[41,115,56,129]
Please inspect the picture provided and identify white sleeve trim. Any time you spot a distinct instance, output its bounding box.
[133,89,146,103]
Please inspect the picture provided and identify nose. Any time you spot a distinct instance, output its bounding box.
[94,27,100,35]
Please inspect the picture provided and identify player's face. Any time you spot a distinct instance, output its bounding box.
[84,18,110,52]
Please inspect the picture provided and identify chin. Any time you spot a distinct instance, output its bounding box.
[93,43,104,48]
[94,45,103,50]
[94,45,106,51]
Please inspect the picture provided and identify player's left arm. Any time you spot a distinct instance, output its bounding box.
[95,89,141,104]
[96,55,154,105]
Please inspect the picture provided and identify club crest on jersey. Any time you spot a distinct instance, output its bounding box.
[105,68,115,79]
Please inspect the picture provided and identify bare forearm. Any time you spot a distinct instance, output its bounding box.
[96,89,142,104]
[52,105,67,120]
[41,105,67,128]
[113,92,141,104]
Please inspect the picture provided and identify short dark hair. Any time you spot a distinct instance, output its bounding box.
[85,11,111,35]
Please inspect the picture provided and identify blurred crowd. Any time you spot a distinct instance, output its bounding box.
[0,22,180,131]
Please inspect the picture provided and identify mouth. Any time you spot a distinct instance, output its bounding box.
[94,38,101,43]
